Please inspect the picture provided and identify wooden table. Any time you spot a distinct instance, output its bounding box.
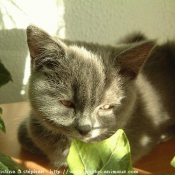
[0,102,175,175]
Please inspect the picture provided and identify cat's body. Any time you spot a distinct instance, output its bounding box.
[18,25,175,167]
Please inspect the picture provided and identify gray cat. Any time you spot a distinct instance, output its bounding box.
[18,25,175,167]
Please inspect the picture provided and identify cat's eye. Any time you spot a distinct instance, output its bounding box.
[60,100,74,108]
[100,104,114,110]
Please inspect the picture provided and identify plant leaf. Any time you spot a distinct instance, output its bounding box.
[0,152,31,175]
[0,151,19,170]
[171,156,175,168]
[0,151,28,175]
[0,107,6,133]
[67,129,134,175]
[0,60,12,88]
[0,151,19,174]
[0,149,28,175]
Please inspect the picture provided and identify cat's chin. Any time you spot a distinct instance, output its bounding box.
[61,131,101,143]
[80,135,110,143]
[65,128,113,144]
[76,129,112,143]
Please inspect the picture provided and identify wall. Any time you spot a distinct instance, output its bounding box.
[64,0,175,44]
[1,0,175,103]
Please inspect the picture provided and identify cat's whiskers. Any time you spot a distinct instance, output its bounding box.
[42,117,78,138]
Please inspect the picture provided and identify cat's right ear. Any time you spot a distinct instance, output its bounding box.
[27,25,66,70]
[115,41,155,79]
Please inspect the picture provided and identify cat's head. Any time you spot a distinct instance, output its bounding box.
[27,25,155,142]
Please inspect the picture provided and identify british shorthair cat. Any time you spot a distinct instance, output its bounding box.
[18,25,175,167]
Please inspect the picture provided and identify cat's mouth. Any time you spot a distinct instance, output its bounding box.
[79,127,112,143]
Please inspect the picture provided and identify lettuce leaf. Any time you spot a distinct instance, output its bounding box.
[67,129,134,175]
[171,156,175,168]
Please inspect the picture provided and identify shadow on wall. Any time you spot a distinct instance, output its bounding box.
[0,0,66,104]
[0,29,28,104]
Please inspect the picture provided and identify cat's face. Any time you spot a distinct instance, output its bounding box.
[27,25,154,142]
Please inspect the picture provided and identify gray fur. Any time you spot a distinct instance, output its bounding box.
[18,25,175,167]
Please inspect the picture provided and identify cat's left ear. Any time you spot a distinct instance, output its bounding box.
[27,25,66,70]
[115,41,155,79]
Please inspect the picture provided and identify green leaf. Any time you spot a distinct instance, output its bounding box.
[171,156,175,168]
[0,151,28,175]
[0,151,19,170]
[0,151,18,173]
[67,129,134,175]
[0,108,6,133]
[0,61,12,88]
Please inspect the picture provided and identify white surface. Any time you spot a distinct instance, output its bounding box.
[1,0,175,103]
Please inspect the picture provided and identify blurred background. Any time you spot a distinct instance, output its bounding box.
[0,0,175,104]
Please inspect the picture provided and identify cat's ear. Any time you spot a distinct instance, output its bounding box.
[27,25,66,70]
[116,41,155,79]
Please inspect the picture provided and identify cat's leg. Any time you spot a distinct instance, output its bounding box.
[18,116,71,167]
[18,119,44,155]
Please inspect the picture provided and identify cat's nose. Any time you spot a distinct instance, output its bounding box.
[76,125,92,136]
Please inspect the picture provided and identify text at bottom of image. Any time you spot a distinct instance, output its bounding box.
[0,169,139,174]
